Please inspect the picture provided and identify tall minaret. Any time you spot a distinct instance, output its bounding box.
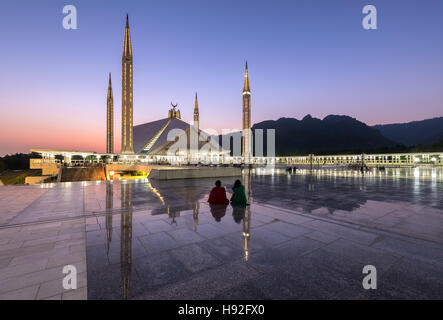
[121,14,134,154]
[242,61,252,162]
[106,73,114,154]
[193,92,199,132]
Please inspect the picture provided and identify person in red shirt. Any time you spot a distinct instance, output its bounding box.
[208,180,229,205]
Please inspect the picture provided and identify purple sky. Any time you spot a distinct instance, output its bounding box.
[1,0,442,155]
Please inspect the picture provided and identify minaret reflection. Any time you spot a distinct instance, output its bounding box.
[105,181,113,255]
[120,182,133,300]
[193,201,200,231]
[168,207,180,225]
[242,168,252,261]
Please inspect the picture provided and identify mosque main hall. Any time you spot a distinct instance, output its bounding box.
[31,14,254,166]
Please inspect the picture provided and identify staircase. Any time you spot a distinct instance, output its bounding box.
[141,119,171,153]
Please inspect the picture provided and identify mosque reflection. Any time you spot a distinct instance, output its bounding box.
[89,167,443,299]
[102,169,252,299]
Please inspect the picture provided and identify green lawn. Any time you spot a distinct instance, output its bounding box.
[0,169,42,185]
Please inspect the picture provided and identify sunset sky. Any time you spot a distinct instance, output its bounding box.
[1,0,443,155]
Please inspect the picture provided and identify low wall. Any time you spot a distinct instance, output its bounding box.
[25,175,52,184]
[42,163,59,176]
[61,167,106,182]
[149,167,242,180]
[30,159,59,175]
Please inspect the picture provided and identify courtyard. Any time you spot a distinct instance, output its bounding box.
[0,168,442,299]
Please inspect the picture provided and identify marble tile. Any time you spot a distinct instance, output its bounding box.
[2,169,443,300]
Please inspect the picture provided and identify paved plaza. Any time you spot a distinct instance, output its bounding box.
[0,168,442,299]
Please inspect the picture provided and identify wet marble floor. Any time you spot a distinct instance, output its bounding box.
[0,168,442,299]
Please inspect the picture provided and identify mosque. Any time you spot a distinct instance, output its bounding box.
[31,14,252,166]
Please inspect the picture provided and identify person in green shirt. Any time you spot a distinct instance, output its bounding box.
[230,179,249,206]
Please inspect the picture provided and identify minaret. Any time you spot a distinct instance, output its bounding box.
[193,92,199,132]
[121,14,134,154]
[106,73,114,154]
[242,61,252,163]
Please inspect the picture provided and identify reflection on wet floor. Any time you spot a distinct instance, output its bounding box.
[251,167,443,212]
[88,171,253,300]
[85,168,443,299]
[83,167,443,217]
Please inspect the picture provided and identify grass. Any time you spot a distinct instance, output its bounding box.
[0,169,42,185]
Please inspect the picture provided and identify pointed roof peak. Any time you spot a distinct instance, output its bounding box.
[107,73,113,97]
[243,61,250,93]
[194,92,199,113]
[123,14,132,57]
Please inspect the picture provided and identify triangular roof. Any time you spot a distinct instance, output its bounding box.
[133,118,170,153]
[152,126,226,156]
[133,117,226,155]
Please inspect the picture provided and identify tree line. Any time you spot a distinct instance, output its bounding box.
[0,152,41,173]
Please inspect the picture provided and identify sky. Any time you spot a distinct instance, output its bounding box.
[0,0,443,155]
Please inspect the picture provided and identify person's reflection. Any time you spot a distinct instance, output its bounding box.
[209,204,228,222]
[232,204,246,223]
[105,181,113,255]
[120,182,133,300]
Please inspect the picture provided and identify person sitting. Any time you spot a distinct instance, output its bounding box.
[208,180,229,205]
[230,179,248,206]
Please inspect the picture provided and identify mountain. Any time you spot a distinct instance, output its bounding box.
[253,115,397,156]
[217,115,397,156]
[373,117,443,146]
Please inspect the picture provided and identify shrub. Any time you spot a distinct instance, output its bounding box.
[13,174,26,185]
